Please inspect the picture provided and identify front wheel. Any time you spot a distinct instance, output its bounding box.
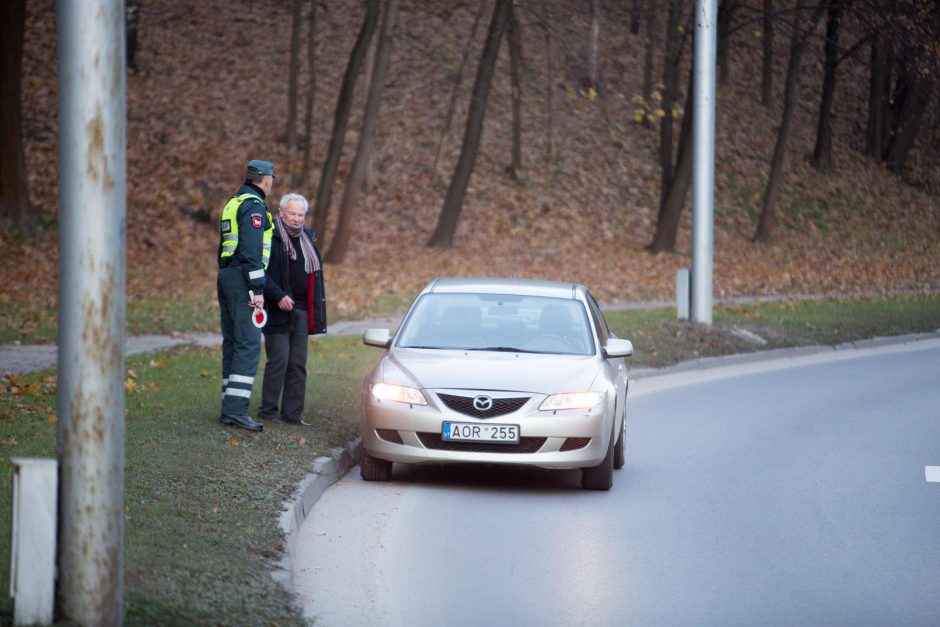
[613,406,626,470]
[361,453,392,481]
[581,429,614,491]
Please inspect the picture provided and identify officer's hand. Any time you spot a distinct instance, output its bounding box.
[250,294,264,309]
[278,295,294,311]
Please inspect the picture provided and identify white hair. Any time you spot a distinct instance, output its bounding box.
[279,193,308,213]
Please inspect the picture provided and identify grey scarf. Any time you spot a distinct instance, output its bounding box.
[274,214,320,274]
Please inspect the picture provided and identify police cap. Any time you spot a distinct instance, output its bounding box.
[246,159,277,179]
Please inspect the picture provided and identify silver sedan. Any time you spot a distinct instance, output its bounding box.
[360,277,633,490]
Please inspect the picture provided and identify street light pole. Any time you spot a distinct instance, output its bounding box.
[691,0,717,324]
[56,0,127,623]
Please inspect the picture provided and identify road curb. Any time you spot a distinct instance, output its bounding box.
[275,436,363,592]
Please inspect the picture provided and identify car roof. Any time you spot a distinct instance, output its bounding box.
[423,277,587,300]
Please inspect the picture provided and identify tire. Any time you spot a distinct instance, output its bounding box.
[361,453,392,481]
[613,405,626,470]
[581,425,614,491]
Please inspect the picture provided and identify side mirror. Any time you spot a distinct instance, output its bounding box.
[363,328,393,349]
[603,338,634,358]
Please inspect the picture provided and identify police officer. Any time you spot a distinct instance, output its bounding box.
[217,160,276,431]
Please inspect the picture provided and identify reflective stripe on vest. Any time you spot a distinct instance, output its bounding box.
[219,193,274,269]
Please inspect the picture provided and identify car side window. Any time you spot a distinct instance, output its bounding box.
[584,293,610,342]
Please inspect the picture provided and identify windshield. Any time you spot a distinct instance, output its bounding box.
[396,292,595,355]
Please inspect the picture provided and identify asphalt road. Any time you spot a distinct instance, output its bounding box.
[292,339,940,626]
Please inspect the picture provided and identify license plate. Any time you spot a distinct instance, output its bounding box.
[442,422,520,444]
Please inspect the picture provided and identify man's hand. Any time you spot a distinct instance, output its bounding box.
[278,295,295,311]
[248,291,264,309]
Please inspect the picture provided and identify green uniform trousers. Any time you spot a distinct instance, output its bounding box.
[217,266,262,416]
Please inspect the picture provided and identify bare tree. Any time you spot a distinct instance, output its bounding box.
[543,22,556,162]
[884,56,933,174]
[761,0,774,105]
[641,0,657,117]
[649,67,694,253]
[0,0,30,230]
[630,0,642,35]
[432,2,486,185]
[325,0,400,263]
[507,0,523,181]
[285,0,303,151]
[311,0,379,239]
[428,0,511,248]
[864,26,890,159]
[126,0,141,72]
[658,0,682,198]
[586,0,600,90]
[300,0,318,188]
[754,3,825,243]
[716,0,737,85]
[811,0,845,174]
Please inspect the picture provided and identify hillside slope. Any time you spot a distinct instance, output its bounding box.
[9,0,940,319]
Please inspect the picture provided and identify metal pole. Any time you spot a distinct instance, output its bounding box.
[691,0,717,325]
[56,0,126,624]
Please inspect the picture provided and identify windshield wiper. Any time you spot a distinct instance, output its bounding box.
[468,346,533,353]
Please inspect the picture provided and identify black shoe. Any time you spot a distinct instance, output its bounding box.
[258,412,285,424]
[282,415,312,427]
[220,414,264,432]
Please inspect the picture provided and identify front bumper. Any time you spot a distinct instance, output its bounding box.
[361,388,613,470]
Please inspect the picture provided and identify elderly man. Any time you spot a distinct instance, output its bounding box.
[258,193,327,427]
[217,160,276,432]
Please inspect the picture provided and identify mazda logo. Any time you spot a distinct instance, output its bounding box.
[473,395,494,411]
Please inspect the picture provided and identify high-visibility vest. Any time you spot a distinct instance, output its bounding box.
[219,193,274,269]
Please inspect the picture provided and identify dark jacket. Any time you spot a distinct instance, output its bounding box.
[262,227,327,335]
[218,183,272,295]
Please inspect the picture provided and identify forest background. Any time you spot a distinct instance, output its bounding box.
[1,0,939,327]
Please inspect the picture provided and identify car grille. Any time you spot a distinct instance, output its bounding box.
[437,393,530,418]
[417,432,547,454]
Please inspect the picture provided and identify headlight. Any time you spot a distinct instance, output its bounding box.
[539,392,604,411]
[371,383,427,406]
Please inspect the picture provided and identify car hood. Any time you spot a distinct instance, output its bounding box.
[379,348,600,395]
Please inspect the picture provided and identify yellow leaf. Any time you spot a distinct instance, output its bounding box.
[124,378,137,392]
[199,369,210,378]
[755,30,762,38]
[46,415,57,423]
[228,437,238,447]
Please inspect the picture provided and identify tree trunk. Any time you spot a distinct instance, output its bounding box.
[864,31,888,159]
[811,0,844,174]
[428,0,510,248]
[716,0,737,86]
[629,0,642,35]
[432,1,486,185]
[649,67,693,253]
[543,24,555,162]
[300,0,318,188]
[285,0,303,151]
[658,0,681,200]
[761,0,774,105]
[311,0,379,239]
[885,68,932,174]
[0,0,30,230]
[508,0,523,181]
[641,0,656,112]
[361,36,377,193]
[325,0,399,264]
[754,5,824,242]
[585,0,600,90]
[126,0,141,72]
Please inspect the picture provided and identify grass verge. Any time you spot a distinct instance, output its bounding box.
[0,295,937,623]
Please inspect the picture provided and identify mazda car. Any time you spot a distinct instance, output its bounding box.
[360,277,633,490]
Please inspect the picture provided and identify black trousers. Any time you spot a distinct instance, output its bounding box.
[259,308,309,421]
